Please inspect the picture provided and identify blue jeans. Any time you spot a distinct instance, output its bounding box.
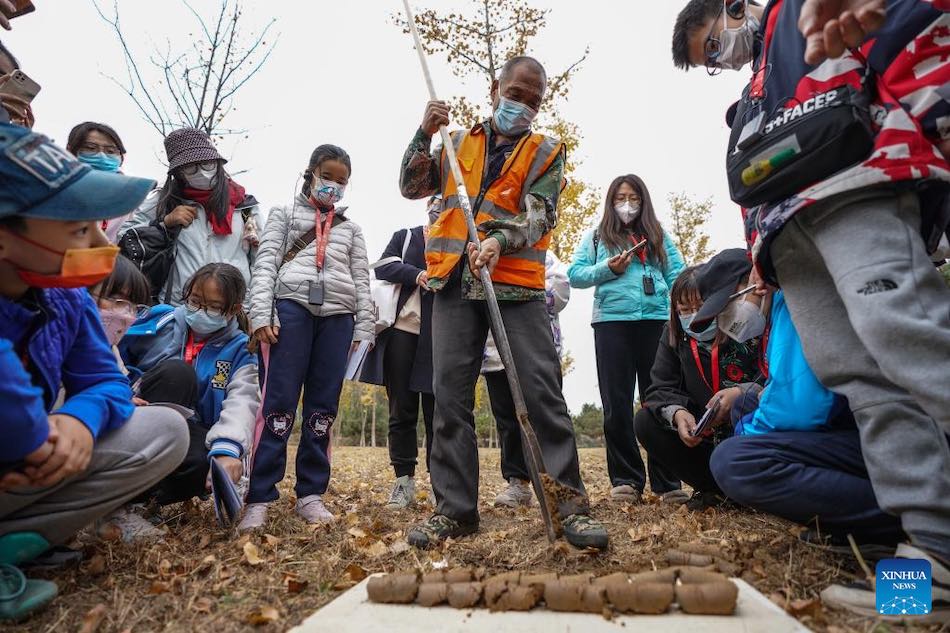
[247,300,354,503]
[710,430,905,544]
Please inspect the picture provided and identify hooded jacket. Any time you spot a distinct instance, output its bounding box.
[0,289,134,462]
[119,305,259,459]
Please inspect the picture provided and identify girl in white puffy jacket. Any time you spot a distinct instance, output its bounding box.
[242,144,374,531]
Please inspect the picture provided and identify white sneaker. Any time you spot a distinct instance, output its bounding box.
[238,502,268,533]
[97,506,165,543]
[386,475,416,509]
[494,478,534,508]
[296,495,335,524]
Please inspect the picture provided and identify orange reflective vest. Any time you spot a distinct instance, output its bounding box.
[425,125,564,290]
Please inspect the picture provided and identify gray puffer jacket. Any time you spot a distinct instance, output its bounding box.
[249,194,374,342]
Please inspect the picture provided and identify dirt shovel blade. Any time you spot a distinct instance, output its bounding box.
[517,412,562,541]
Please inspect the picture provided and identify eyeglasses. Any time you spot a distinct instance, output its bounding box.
[185,298,226,318]
[94,295,149,318]
[181,161,218,176]
[613,194,642,204]
[704,3,726,76]
[79,142,122,156]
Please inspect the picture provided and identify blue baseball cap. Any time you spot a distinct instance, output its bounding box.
[0,123,155,221]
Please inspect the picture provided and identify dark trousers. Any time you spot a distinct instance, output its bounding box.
[384,329,434,477]
[593,320,680,493]
[485,370,530,482]
[710,430,906,544]
[430,280,588,525]
[136,360,206,505]
[485,367,565,482]
[248,300,353,503]
[634,408,720,494]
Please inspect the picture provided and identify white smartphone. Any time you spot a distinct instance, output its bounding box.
[623,238,648,257]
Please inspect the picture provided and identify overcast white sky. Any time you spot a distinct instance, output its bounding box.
[5,0,752,413]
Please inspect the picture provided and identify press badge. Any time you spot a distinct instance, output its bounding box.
[309,271,325,306]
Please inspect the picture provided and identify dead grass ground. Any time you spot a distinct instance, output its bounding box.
[9,447,942,633]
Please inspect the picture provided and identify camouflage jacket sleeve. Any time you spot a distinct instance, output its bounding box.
[479,150,565,255]
[399,128,441,200]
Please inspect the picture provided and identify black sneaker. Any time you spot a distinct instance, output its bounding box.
[684,491,728,512]
[562,514,608,550]
[406,514,477,549]
[798,529,895,562]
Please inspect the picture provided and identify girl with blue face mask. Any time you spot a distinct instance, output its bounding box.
[632,263,766,512]
[242,143,375,532]
[118,263,260,514]
[67,122,130,242]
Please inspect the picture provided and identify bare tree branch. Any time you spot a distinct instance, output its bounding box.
[93,0,278,138]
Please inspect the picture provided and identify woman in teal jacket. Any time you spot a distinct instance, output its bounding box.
[568,174,685,504]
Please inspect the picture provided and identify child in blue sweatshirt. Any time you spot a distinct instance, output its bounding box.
[0,124,189,620]
[120,263,260,507]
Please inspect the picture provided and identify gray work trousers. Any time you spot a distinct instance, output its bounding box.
[771,187,950,559]
[0,407,189,545]
[430,276,588,525]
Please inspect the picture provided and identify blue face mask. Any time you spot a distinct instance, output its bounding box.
[680,312,718,342]
[185,308,229,336]
[77,152,122,173]
[492,97,538,137]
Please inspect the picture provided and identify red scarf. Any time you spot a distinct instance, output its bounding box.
[182,180,247,236]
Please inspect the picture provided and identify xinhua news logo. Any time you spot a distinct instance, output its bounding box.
[876,558,932,616]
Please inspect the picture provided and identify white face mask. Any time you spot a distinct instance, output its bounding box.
[614,202,641,224]
[718,298,767,342]
[184,165,218,190]
[716,1,760,71]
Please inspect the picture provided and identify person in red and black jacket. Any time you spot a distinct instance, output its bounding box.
[673,0,950,617]
[635,252,766,512]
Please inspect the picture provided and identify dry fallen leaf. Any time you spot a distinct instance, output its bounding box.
[158,559,172,577]
[389,540,410,555]
[78,603,108,633]
[787,597,823,619]
[243,542,264,566]
[86,554,106,576]
[333,563,368,589]
[148,581,172,595]
[359,540,390,558]
[198,533,212,549]
[264,533,281,548]
[247,606,280,626]
[287,578,309,594]
[347,527,367,539]
[193,597,214,613]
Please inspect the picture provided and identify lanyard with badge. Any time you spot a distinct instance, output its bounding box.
[308,200,335,306]
[184,332,207,365]
[690,338,721,394]
[630,234,654,296]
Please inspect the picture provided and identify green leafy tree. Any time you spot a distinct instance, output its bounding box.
[667,192,714,265]
[572,402,604,448]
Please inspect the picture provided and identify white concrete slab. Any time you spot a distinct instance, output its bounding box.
[292,576,812,633]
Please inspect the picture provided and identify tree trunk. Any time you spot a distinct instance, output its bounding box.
[370,394,377,448]
[360,406,366,448]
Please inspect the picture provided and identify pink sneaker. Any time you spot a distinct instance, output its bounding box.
[296,495,335,524]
